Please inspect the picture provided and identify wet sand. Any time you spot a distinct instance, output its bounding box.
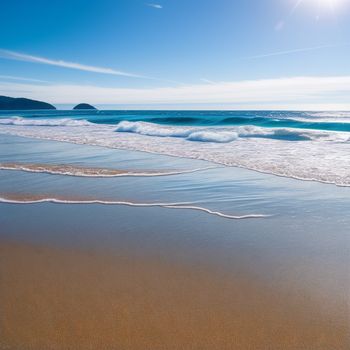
[0,240,348,350]
[0,162,202,177]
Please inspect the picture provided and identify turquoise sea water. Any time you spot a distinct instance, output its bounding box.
[1,109,350,131]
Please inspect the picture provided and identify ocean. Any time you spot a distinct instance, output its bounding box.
[0,110,350,186]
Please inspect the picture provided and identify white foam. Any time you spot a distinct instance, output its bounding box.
[115,121,328,142]
[116,121,238,142]
[187,131,238,143]
[0,196,269,220]
[1,118,350,186]
[0,117,93,127]
[305,111,350,118]
[115,121,192,137]
[290,112,350,123]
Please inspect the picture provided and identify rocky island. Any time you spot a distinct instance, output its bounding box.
[73,103,97,110]
[0,96,56,110]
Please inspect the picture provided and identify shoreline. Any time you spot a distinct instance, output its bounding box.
[1,132,349,349]
[0,161,217,178]
[0,193,269,220]
[1,123,350,187]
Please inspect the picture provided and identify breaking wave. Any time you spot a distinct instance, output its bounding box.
[0,117,93,127]
[1,116,350,186]
[115,121,337,142]
[2,116,350,141]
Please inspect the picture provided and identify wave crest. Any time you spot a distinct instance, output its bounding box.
[187,131,238,143]
[1,117,350,186]
[115,121,324,142]
[0,117,93,127]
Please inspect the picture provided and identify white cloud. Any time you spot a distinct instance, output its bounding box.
[1,76,350,110]
[147,3,163,9]
[0,75,49,83]
[247,43,349,59]
[0,49,145,78]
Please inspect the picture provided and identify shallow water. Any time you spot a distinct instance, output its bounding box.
[1,134,350,219]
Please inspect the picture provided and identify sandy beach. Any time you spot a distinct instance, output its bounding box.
[1,239,348,350]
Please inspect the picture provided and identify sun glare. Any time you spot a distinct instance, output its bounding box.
[311,0,344,9]
[294,0,346,15]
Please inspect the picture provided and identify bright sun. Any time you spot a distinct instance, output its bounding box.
[313,0,344,8]
[298,0,346,13]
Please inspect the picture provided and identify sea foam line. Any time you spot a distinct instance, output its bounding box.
[2,121,349,187]
[0,196,270,220]
[1,128,349,187]
[0,163,217,178]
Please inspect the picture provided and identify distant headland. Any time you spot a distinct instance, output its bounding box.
[0,96,56,110]
[73,103,97,110]
[0,96,99,111]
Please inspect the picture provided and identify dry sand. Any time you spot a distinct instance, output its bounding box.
[0,240,348,350]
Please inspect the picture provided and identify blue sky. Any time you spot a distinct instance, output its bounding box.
[1,0,350,109]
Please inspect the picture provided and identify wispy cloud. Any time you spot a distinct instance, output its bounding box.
[2,76,350,110]
[0,49,186,85]
[200,78,217,84]
[247,43,349,59]
[147,3,163,9]
[0,74,49,83]
[0,49,145,78]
